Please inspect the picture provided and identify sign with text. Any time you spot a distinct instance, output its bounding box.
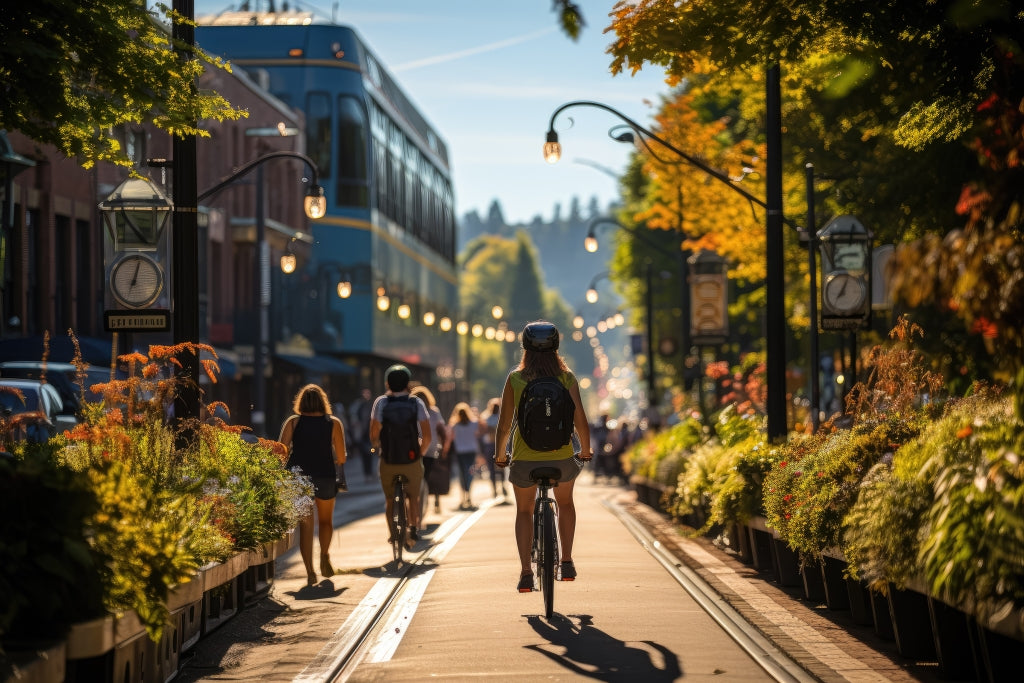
[104,309,170,332]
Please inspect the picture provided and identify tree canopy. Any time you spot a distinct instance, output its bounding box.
[1,2,243,168]
[600,0,1024,409]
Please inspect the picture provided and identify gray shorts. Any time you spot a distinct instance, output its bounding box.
[508,457,582,489]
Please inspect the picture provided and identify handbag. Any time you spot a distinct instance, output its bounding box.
[335,463,348,493]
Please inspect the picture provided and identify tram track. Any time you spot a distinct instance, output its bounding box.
[294,498,499,682]
[604,497,816,683]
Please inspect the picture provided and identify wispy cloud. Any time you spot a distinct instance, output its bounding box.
[391,27,557,72]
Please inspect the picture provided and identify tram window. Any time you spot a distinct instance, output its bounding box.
[336,95,369,208]
[306,92,332,180]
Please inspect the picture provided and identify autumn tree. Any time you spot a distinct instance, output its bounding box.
[1,2,243,168]
[604,0,1024,414]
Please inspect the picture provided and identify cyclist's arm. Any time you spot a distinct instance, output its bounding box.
[418,417,432,455]
[493,375,515,466]
[369,417,381,451]
[568,379,592,460]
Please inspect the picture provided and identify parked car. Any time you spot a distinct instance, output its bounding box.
[0,378,68,441]
[0,361,107,422]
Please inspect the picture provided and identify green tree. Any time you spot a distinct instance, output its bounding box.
[459,232,587,405]
[1,2,243,168]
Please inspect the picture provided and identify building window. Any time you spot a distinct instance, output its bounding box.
[336,95,368,208]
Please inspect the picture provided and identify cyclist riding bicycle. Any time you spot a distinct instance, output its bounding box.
[369,364,432,546]
[494,321,592,592]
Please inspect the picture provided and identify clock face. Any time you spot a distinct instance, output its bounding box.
[111,254,163,308]
[823,271,867,314]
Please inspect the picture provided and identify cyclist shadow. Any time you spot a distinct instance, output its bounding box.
[524,613,682,682]
[363,557,439,578]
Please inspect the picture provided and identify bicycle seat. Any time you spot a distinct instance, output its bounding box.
[529,466,562,483]
[392,473,408,484]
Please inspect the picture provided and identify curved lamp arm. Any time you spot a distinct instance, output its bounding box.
[198,150,326,219]
[545,100,768,212]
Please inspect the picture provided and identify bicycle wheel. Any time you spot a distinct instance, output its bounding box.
[392,479,406,564]
[540,501,557,618]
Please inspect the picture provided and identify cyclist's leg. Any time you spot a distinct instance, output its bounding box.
[552,477,577,563]
[406,462,423,531]
[511,482,538,575]
[380,462,396,540]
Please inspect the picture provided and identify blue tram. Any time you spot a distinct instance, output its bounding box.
[197,11,458,382]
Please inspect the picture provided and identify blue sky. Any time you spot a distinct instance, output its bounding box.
[193,1,671,225]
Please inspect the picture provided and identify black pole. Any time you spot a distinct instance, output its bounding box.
[645,263,657,406]
[172,0,200,436]
[806,163,820,433]
[765,64,787,442]
[253,165,267,437]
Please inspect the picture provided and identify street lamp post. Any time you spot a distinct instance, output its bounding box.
[546,91,789,440]
[198,151,324,437]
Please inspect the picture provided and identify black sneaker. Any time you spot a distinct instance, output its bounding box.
[409,527,419,542]
[517,572,534,592]
[560,560,576,581]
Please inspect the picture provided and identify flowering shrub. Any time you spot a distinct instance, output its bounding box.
[0,336,311,645]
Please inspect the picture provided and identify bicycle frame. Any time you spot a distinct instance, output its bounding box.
[529,467,562,618]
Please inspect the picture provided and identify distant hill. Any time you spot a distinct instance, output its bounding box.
[459,196,622,313]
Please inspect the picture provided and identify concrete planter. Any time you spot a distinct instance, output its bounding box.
[820,554,850,611]
[886,586,937,660]
[1,639,65,683]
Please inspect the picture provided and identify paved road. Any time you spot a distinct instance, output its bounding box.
[175,471,941,683]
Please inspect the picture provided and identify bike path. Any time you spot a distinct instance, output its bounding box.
[348,478,775,682]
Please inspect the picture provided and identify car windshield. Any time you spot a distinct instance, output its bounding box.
[0,387,41,413]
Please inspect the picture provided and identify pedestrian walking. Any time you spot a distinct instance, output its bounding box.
[278,384,347,586]
[444,401,480,509]
[478,397,508,498]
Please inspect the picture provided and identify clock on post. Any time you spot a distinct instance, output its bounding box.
[816,215,872,330]
[99,177,173,332]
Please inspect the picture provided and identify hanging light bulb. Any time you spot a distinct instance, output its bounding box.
[456,320,469,335]
[397,303,411,319]
[491,305,503,319]
[439,316,452,332]
[423,311,436,326]
[583,233,599,253]
[376,286,390,311]
[586,287,599,304]
[337,278,352,298]
[280,252,297,274]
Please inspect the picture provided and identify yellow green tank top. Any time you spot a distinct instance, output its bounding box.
[509,370,576,462]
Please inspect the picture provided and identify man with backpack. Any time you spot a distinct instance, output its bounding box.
[369,364,432,546]
[493,321,592,593]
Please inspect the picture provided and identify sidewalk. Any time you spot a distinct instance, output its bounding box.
[615,482,945,683]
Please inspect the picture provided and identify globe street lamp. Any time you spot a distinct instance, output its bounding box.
[546,96,789,441]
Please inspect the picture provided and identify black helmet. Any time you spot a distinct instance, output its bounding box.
[522,321,559,352]
[385,364,411,391]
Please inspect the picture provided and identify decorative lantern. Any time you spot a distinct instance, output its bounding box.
[688,250,728,345]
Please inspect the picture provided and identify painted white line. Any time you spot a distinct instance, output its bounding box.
[294,498,497,681]
[365,499,497,663]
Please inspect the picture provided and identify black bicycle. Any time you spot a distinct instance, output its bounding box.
[529,466,562,618]
[390,473,409,564]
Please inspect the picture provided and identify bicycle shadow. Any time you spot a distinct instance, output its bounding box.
[524,613,683,682]
[283,580,348,601]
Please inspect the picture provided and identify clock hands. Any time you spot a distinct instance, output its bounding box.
[129,258,141,290]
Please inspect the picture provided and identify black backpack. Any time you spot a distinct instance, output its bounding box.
[516,375,575,452]
[380,395,421,464]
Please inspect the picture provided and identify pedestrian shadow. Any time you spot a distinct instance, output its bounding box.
[524,613,682,682]
[284,579,348,601]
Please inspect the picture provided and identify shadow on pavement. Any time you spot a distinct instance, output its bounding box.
[284,580,348,601]
[524,613,683,682]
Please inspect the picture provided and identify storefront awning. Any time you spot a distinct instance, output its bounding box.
[274,353,356,376]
